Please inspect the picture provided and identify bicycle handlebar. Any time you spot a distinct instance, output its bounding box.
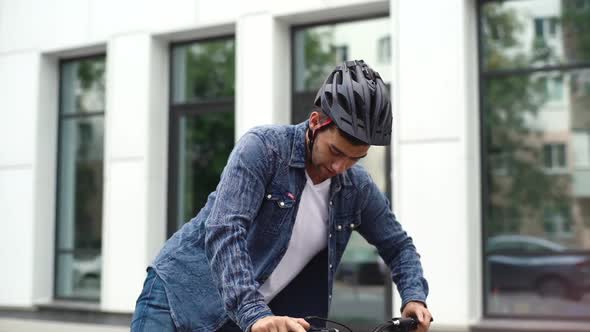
[307,316,432,332]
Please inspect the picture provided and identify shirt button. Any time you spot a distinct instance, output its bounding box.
[329,201,333,206]
[329,233,332,238]
[329,264,333,269]
[337,225,342,231]
[279,201,285,207]
[350,223,355,229]
[267,194,272,199]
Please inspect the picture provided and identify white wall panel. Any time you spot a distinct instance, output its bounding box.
[0,52,38,166]
[104,34,150,160]
[0,168,34,307]
[397,0,467,142]
[101,160,147,312]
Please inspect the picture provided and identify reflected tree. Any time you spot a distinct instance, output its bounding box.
[186,40,235,101]
[482,4,571,236]
[292,29,342,123]
[178,41,236,221]
[563,0,590,232]
[182,113,234,221]
[74,58,105,250]
[562,0,590,63]
[303,29,338,91]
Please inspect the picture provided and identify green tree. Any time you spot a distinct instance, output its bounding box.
[74,58,105,250]
[178,40,236,222]
[186,40,235,101]
[482,3,571,236]
[303,28,337,90]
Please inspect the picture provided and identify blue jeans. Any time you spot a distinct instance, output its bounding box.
[131,268,178,331]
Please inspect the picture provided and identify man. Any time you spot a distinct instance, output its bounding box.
[131,60,432,332]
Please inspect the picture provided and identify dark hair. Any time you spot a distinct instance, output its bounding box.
[310,106,368,146]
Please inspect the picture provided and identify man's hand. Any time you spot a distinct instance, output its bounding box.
[401,301,432,332]
[251,316,310,332]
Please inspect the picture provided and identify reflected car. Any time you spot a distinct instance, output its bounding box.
[486,235,590,301]
[72,255,101,289]
[335,249,388,286]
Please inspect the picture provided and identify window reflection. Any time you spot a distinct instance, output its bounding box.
[169,38,235,233]
[176,112,234,228]
[172,39,235,103]
[481,0,590,318]
[292,17,392,325]
[56,56,105,301]
[481,0,590,71]
[484,70,590,317]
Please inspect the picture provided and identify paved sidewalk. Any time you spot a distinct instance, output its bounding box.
[0,318,128,332]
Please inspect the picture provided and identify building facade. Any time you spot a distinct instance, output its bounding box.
[0,0,589,331]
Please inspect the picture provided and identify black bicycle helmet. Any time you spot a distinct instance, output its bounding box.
[313,60,392,145]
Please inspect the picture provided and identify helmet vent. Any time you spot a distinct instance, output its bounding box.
[325,91,333,106]
[337,93,351,115]
[349,68,358,83]
[353,91,365,123]
[378,101,389,124]
[334,70,343,85]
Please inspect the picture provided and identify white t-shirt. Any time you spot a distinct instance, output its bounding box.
[258,171,331,303]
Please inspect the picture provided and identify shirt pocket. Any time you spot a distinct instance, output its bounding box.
[333,211,362,247]
[256,185,296,235]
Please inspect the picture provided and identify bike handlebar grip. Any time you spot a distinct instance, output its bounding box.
[391,317,418,330]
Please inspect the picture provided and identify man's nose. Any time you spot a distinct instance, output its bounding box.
[332,159,349,174]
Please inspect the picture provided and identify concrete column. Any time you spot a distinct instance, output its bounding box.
[391,0,481,328]
[235,12,291,139]
[101,33,168,312]
[0,51,40,307]
[32,54,59,305]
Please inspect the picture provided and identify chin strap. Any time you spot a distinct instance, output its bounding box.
[307,118,333,159]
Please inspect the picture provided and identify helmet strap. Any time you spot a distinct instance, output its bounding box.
[307,117,333,160]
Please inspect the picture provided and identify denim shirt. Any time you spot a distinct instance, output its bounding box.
[151,121,429,332]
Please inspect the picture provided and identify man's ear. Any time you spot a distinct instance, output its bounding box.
[308,111,320,130]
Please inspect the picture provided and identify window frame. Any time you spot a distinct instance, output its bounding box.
[166,35,236,238]
[290,14,394,323]
[477,0,590,321]
[54,53,107,302]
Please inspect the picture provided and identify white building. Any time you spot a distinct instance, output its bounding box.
[1,0,589,331]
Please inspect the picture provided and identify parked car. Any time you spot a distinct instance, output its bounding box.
[335,247,388,286]
[486,235,590,301]
[72,255,101,289]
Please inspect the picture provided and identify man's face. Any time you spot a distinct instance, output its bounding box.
[309,125,370,180]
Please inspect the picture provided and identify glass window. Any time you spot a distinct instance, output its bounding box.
[481,0,590,71]
[573,130,590,167]
[55,56,106,300]
[172,39,235,104]
[543,143,567,170]
[332,45,349,63]
[480,0,590,319]
[293,16,393,327]
[168,38,235,234]
[377,35,392,64]
[534,17,544,38]
[547,75,564,101]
